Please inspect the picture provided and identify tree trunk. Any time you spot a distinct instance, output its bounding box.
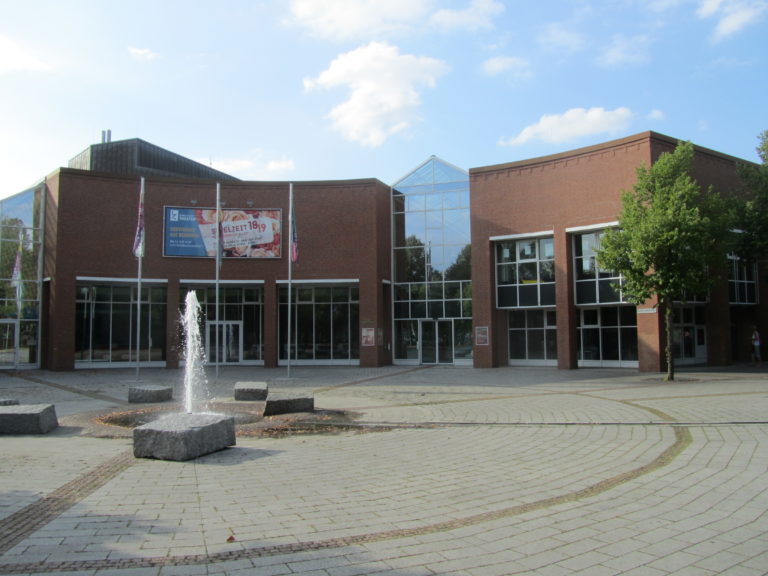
[665,302,675,381]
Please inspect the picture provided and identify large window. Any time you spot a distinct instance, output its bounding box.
[496,237,555,308]
[576,306,638,366]
[574,232,624,305]
[508,309,557,364]
[279,285,359,364]
[728,255,757,304]
[76,284,167,366]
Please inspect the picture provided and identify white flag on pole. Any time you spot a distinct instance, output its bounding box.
[133,178,145,258]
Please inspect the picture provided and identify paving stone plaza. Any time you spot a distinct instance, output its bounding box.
[0,365,766,575]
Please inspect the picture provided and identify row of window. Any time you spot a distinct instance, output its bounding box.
[507,306,640,365]
[75,283,363,366]
[496,232,758,309]
[394,280,472,320]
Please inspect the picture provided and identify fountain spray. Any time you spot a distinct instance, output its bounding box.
[182,291,207,414]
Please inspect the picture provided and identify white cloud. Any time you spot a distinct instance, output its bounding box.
[537,22,587,53]
[499,107,634,147]
[481,56,531,79]
[128,46,159,61]
[696,0,768,41]
[697,0,726,18]
[287,0,431,41]
[430,0,505,32]
[647,109,665,121]
[304,42,448,147]
[203,150,296,180]
[596,34,653,68]
[0,35,50,75]
[265,158,296,174]
[287,0,507,40]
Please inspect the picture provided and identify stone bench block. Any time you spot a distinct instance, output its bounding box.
[234,381,269,401]
[0,404,58,434]
[129,385,173,403]
[263,392,314,416]
[133,413,236,461]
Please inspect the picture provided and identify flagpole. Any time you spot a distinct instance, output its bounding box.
[287,183,294,379]
[135,177,145,381]
[215,182,221,381]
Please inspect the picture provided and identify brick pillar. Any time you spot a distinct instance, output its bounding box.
[555,229,577,369]
[637,297,663,372]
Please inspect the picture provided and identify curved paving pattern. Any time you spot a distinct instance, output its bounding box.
[0,366,766,575]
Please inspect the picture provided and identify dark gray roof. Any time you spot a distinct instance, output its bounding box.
[68,138,238,181]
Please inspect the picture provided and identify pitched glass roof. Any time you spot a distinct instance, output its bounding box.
[392,156,468,191]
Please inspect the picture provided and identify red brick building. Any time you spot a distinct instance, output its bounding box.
[0,131,763,372]
[470,131,766,371]
[40,170,392,370]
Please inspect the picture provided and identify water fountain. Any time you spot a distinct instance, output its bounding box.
[133,291,236,461]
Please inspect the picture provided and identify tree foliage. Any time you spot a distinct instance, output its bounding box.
[757,129,768,164]
[598,141,731,380]
[734,130,768,262]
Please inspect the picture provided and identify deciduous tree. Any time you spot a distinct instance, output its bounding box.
[598,142,730,380]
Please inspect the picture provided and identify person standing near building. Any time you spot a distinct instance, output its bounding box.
[751,326,762,367]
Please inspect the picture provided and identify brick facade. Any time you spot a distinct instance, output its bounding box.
[12,131,764,372]
[469,131,764,371]
[42,169,392,370]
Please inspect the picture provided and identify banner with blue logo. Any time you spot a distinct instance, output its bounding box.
[163,207,282,258]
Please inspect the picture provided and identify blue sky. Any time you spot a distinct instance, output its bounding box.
[1,0,766,199]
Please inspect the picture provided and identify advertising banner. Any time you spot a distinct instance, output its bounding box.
[164,207,282,258]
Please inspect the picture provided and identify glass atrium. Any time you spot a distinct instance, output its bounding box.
[392,157,472,364]
[0,186,43,368]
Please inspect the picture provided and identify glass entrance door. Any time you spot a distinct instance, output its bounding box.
[0,321,17,368]
[420,320,453,364]
[206,321,242,364]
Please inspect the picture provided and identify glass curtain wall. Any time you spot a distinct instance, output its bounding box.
[0,187,43,368]
[76,284,167,366]
[392,157,472,364]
